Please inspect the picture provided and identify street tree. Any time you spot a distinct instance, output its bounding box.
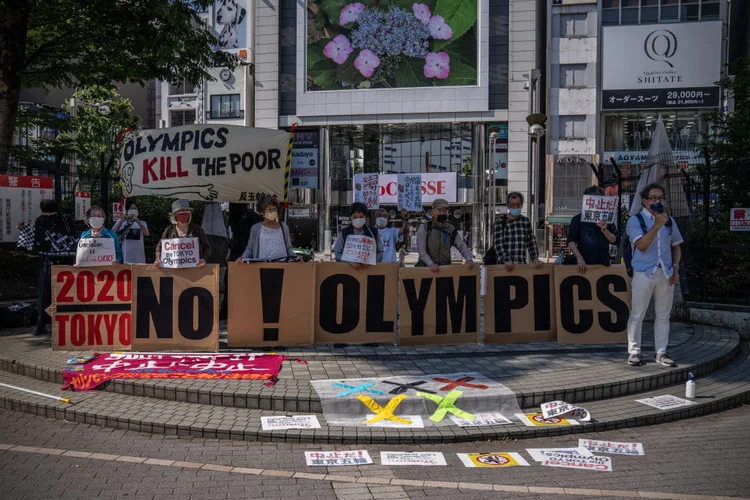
[0,0,236,170]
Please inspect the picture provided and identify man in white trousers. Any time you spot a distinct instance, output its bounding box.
[626,183,683,367]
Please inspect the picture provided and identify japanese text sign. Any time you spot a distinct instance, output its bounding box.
[581,195,618,223]
[353,173,379,209]
[341,235,377,266]
[397,174,422,212]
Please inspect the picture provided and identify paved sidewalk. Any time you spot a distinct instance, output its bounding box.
[1,405,749,500]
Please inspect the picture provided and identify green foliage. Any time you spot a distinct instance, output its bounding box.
[395,57,429,87]
[434,58,476,86]
[432,0,477,51]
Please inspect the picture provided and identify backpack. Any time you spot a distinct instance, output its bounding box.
[483,216,508,265]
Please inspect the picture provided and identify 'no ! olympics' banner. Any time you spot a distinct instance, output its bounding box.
[49,264,631,351]
[119,125,290,202]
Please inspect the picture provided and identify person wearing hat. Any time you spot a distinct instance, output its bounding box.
[333,201,383,268]
[154,199,211,268]
[416,198,475,272]
[33,199,73,335]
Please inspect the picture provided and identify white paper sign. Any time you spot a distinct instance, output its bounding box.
[160,237,200,268]
[341,234,377,266]
[540,452,612,472]
[397,174,422,212]
[526,447,592,462]
[75,238,117,266]
[579,439,645,456]
[305,450,373,467]
[260,415,321,431]
[450,412,511,427]
[380,451,446,466]
[581,195,618,224]
[541,400,592,422]
[635,394,695,410]
[353,173,379,209]
[74,192,91,220]
[0,174,54,243]
[730,208,750,231]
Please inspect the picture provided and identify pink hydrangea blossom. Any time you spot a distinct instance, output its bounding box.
[428,15,453,40]
[354,49,381,78]
[339,3,366,25]
[412,3,431,24]
[424,51,450,79]
[323,35,354,64]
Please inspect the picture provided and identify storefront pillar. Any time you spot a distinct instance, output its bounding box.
[318,127,331,254]
[472,123,486,255]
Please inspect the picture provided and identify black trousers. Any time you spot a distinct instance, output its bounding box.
[36,257,52,327]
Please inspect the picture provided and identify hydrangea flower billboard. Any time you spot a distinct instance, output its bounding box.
[307,0,477,90]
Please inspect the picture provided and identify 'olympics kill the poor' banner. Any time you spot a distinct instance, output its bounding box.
[120,125,290,202]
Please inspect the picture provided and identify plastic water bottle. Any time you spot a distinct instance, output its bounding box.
[685,372,696,399]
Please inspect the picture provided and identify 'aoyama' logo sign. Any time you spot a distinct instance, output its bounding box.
[643,29,677,68]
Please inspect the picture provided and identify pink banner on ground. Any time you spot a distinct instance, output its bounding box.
[62,353,293,391]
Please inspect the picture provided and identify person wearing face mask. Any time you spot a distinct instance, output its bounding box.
[237,196,299,262]
[374,208,407,264]
[333,202,383,267]
[78,206,124,265]
[154,199,210,268]
[416,198,475,272]
[626,183,683,368]
[112,201,149,264]
[492,192,543,272]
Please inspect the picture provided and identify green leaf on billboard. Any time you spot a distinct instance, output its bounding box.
[336,59,366,87]
[310,59,339,90]
[320,0,351,25]
[382,0,436,10]
[308,39,330,68]
[395,57,429,87]
[434,58,476,86]
[440,31,477,67]
[432,0,477,51]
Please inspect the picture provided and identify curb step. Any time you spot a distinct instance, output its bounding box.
[1,342,748,444]
[0,326,739,413]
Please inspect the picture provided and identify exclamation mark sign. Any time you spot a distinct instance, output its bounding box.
[259,269,284,342]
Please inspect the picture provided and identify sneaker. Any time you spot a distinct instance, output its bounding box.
[628,353,643,366]
[655,353,677,367]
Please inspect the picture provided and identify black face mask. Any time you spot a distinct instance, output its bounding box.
[435,214,448,223]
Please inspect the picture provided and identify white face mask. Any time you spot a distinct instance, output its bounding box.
[376,217,388,228]
[264,210,278,222]
[127,209,138,217]
[89,217,104,230]
[351,217,366,229]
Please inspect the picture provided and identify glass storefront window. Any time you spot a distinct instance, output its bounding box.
[603,111,710,153]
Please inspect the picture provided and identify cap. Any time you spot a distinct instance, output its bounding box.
[432,198,449,210]
[171,199,191,213]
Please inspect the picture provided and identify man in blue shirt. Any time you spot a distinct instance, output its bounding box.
[626,183,683,367]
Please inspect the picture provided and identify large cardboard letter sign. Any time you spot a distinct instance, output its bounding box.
[50,265,132,351]
[399,266,480,346]
[315,262,398,344]
[484,265,557,343]
[554,265,631,344]
[132,265,219,351]
[227,262,315,346]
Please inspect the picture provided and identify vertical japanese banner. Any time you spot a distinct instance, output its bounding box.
[554,265,631,344]
[50,266,132,351]
[0,174,54,242]
[315,262,398,345]
[131,265,220,352]
[75,192,91,221]
[398,266,480,346]
[353,173,379,209]
[227,262,316,346]
[397,174,422,212]
[484,265,557,343]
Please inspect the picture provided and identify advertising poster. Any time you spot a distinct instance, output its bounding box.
[307,0,478,90]
[120,125,290,202]
[214,0,248,50]
[0,174,54,243]
[291,129,319,189]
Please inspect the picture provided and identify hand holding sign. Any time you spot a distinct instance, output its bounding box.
[160,237,200,268]
[76,238,117,267]
[341,235,377,266]
[397,174,422,212]
[581,195,619,223]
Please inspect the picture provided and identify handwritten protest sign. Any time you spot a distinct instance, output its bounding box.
[159,237,199,268]
[581,195,619,223]
[541,400,591,421]
[579,439,645,456]
[305,450,373,466]
[76,238,117,266]
[120,125,290,203]
[540,451,613,472]
[341,235,377,266]
[397,174,422,211]
[353,173,379,209]
[526,447,592,462]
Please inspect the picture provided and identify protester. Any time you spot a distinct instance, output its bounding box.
[77,205,123,265]
[333,202,383,267]
[32,200,73,335]
[492,192,543,272]
[626,183,683,368]
[154,199,210,268]
[220,203,263,319]
[375,208,407,264]
[237,196,298,262]
[112,201,148,264]
[416,198,475,272]
[567,186,619,273]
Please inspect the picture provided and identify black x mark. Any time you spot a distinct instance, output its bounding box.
[382,380,435,395]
